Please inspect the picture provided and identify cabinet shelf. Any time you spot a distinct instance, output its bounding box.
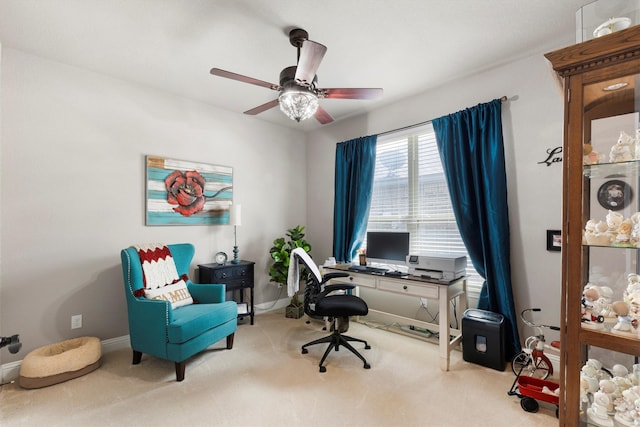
[580,328,640,355]
[583,160,640,178]
[582,243,638,248]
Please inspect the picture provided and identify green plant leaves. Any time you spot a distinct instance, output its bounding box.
[268,225,312,288]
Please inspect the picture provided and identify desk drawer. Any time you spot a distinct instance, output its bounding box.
[224,278,253,291]
[377,278,438,298]
[344,274,377,289]
[197,262,254,285]
[211,266,252,281]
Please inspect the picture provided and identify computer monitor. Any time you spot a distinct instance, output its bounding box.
[365,231,410,265]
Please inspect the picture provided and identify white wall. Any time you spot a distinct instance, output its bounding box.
[1,40,571,366]
[306,50,566,340]
[0,49,307,364]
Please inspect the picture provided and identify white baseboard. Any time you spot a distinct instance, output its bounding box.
[101,335,131,353]
[1,360,21,385]
[255,297,290,312]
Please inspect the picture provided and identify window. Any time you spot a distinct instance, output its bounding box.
[364,123,483,296]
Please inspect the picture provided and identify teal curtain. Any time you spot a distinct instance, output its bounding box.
[432,99,520,358]
[333,135,377,263]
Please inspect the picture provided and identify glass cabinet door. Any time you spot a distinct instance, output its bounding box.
[577,71,640,426]
[545,24,640,426]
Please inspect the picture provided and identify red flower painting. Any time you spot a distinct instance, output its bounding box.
[164,170,206,216]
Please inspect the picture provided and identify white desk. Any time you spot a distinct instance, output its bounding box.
[326,265,467,371]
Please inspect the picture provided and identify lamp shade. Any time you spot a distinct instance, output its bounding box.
[232,204,242,226]
[278,89,319,122]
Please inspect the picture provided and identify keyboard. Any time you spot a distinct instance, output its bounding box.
[348,265,387,274]
[384,271,406,277]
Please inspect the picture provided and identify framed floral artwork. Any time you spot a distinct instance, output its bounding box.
[145,155,233,225]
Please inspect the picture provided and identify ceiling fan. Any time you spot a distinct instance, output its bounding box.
[210,28,383,124]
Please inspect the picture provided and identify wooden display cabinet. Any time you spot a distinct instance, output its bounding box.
[546,26,640,426]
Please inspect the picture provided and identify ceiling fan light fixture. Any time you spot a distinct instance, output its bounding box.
[278,89,319,122]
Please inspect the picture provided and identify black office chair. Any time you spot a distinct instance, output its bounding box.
[289,248,371,372]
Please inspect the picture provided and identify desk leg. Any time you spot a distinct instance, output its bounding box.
[459,280,468,319]
[439,288,450,371]
[250,286,254,325]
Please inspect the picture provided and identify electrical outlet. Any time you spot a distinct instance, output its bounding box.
[71,315,82,329]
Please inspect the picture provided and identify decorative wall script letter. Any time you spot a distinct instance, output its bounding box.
[538,146,563,166]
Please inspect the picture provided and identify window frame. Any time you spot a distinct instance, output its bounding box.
[364,124,482,298]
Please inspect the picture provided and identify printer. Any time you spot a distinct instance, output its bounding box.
[406,254,466,281]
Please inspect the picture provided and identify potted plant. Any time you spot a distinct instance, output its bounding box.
[269,225,312,319]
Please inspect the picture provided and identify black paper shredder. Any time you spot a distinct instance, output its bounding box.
[462,308,505,371]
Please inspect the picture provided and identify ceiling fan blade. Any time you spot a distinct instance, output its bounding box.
[244,99,279,115]
[294,40,327,87]
[314,106,334,124]
[320,88,383,100]
[210,68,280,91]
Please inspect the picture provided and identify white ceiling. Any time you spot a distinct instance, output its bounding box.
[0,0,603,131]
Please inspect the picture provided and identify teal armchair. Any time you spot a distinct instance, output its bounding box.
[120,243,237,381]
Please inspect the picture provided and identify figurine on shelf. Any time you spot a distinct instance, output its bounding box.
[610,366,633,416]
[630,212,640,247]
[615,219,634,247]
[592,285,616,324]
[584,219,595,244]
[615,386,640,426]
[604,210,624,245]
[584,142,601,165]
[610,131,635,163]
[611,300,632,333]
[581,359,604,404]
[633,364,640,386]
[623,276,640,336]
[607,210,624,232]
[611,274,640,336]
[582,285,606,329]
[589,388,615,426]
[585,219,613,246]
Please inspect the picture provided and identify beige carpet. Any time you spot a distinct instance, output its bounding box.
[0,309,558,426]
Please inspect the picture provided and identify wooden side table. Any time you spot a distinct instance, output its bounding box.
[197,260,255,325]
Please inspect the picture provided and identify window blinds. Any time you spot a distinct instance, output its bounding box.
[365,124,482,295]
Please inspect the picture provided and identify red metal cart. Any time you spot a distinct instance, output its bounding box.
[508,371,560,417]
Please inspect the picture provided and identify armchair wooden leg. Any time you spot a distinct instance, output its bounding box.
[175,361,185,382]
[226,332,235,349]
[132,350,142,365]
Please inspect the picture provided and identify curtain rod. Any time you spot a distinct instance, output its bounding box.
[376,95,508,137]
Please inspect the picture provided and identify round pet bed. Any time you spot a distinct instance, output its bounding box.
[19,336,101,389]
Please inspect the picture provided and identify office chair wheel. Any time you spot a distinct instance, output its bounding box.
[302,348,308,354]
[319,366,326,373]
[364,363,371,369]
[365,344,371,349]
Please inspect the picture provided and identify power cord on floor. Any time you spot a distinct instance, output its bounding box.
[415,299,438,324]
[253,284,285,312]
[360,319,403,332]
[415,298,460,330]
